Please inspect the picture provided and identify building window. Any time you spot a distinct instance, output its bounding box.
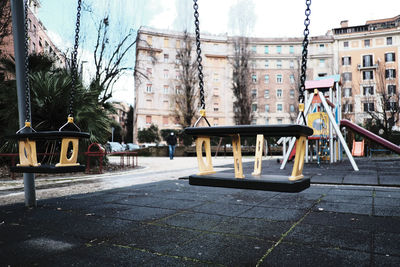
[252,45,257,53]
[342,56,351,66]
[343,41,349,48]
[289,45,294,54]
[289,60,294,69]
[145,116,152,125]
[251,119,257,125]
[276,45,282,54]
[388,85,396,95]
[252,103,258,112]
[385,52,395,62]
[342,72,352,82]
[386,101,398,111]
[363,71,373,80]
[265,118,269,125]
[362,55,373,67]
[276,89,282,98]
[163,100,169,109]
[146,84,152,93]
[163,69,169,79]
[213,118,219,126]
[175,71,180,79]
[251,89,257,99]
[289,104,295,112]
[175,55,180,65]
[265,60,269,68]
[164,54,169,63]
[344,88,352,97]
[0,72,4,81]
[264,74,269,83]
[385,69,396,79]
[277,118,283,124]
[363,86,374,96]
[213,88,219,96]
[213,103,219,111]
[264,89,269,98]
[277,60,282,69]
[387,37,392,45]
[265,104,270,113]
[344,103,353,113]
[251,60,256,69]
[364,39,370,47]
[176,40,180,48]
[363,102,374,112]
[175,86,182,94]
[290,89,295,98]
[164,38,169,47]
[277,104,283,112]
[276,74,283,83]
[290,75,295,84]
[146,68,152,77]
[163,85,169,94]
[252,74,257,83]
[214,73,219,81]
[146,99,152,108]
[319,44,325,52]
[264,45,269,54]
[163,116,169,125]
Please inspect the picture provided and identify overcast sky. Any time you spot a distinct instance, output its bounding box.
[38,0,399,104]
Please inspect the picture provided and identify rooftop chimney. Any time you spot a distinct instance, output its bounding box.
[340,20,349,28]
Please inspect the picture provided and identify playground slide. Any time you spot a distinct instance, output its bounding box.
[340,119,400,154]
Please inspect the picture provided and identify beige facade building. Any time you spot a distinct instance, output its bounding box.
[134,27,335,142]
[333,16,400,127]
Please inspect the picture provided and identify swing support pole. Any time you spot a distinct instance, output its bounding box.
[11,0,36,207]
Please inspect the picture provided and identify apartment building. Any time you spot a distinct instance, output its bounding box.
[134,27,334,142]
[333,16,400,126]
[0,0,64,81]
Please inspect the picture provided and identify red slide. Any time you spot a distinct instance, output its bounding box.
[340,119,400,154]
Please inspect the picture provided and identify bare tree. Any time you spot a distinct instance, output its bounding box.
[231,37,253,125]
[363,60,399,136]
[0,0,12,55]
[91,17,136,105]
[172,31,199,129]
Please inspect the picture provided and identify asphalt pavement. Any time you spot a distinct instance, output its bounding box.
[1,156,399,266]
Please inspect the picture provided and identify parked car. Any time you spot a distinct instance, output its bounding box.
[105,142,123,153]
[126,143,140,151]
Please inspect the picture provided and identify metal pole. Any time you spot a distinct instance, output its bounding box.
[11,0,36,207]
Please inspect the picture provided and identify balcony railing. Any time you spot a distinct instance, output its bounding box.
[357,64,378,70]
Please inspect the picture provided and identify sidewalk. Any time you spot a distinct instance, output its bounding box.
[0,156,399,266]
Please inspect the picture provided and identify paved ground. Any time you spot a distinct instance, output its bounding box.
[1,156,400,266]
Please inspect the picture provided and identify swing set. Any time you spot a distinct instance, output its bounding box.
[185,0,314,192]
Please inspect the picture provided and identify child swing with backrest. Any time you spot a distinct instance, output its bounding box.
[184,0,314,193]
[8,0,90,173]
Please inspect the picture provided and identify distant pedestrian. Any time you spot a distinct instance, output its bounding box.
[166,132,177,160]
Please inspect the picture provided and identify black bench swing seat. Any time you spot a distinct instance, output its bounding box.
[184,124,313,193]
[8,131,90,173]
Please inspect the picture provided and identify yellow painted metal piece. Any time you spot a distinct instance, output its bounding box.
[199,109,206,117]
[289,136,307,180]
[307,112,329,136]
[25,121,31,128]
[298,103,304,112]
[195,136,216,175]
[314,89,318,95]
[17,139,40,167]
[231,134,244,178]
[56,138,80,167]
[252,134,264,176]
[68,116,74,123]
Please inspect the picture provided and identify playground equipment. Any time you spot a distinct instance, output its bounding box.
[352,140,365,157]
[10,0,89,174]
[185,0,313,192]
[280,77,359,171]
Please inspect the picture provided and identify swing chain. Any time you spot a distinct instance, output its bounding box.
[299,0,311,104]
[23,0,31,124]
[68,0,82,119]
[193,0,205,111]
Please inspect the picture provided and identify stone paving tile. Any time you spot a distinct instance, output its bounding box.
[374,232,400,257]
[285,223,372,252]
[374,197,400,207]
[380,175,400,186]
[190,202,253,217]
[327,187,373,197]
[261,242,371,266]
[315,201,372,215]
[322,195,373,205]
[311,175,343,184]
[156,211,231,231]
[108,223,202,254]
[144,198,206,211]
[257,197,316,210]
[373,254,400,266]
[211,217,292,241]
[168,232,274,266]
[343,174,378,185]
[373,205,400,217]
[238,206,306,221]
[113,195,166,207]
[112,206,178,222]
[374,190,400,198]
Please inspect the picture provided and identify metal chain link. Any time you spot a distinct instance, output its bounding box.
[23,0,31,123]
[193,0,205,110]
[299,0,311,104]
[68,0,82,118]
